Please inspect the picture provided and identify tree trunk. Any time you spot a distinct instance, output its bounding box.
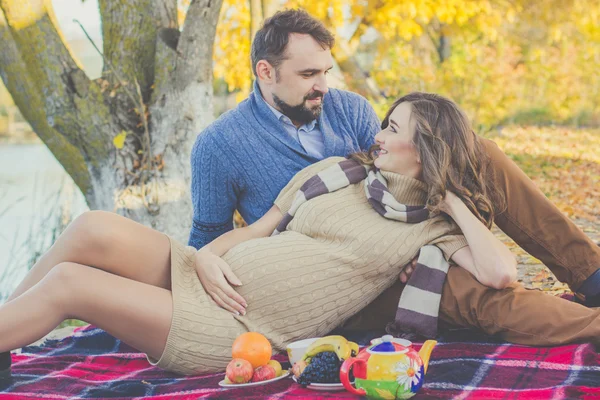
[437,32,451,64]
[0,0,223,242]
[426,21,452,65]
[331,43,385,100]
[328,13,385,101]
[261,0,278,19]
[249,0,263,43]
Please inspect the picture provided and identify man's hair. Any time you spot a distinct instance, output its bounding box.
[251,9,335,77]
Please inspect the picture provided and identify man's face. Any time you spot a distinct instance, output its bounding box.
[265,34,334,125]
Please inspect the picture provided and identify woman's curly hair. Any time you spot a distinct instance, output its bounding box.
[350,92,505,228]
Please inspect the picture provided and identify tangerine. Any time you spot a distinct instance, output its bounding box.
[231,332,272,368]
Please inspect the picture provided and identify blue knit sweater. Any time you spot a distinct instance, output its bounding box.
[188,83,381,249]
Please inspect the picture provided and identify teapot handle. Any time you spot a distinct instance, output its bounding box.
[340,358,366,396]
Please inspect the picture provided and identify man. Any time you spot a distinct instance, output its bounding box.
[189,9,600,332]
[188,9,378,249]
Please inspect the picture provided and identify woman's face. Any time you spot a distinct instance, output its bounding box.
[374,102,421,179]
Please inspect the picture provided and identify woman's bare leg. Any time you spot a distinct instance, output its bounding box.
[0,262,172,359]
[6,211,172,303]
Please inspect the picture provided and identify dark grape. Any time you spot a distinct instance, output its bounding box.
[297,351,342,385]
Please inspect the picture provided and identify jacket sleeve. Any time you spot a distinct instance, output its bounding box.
[188,131,237,249]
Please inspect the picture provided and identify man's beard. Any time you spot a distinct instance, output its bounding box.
[273,91,324,125]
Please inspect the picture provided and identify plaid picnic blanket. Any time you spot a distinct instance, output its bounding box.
[1,325,599,399]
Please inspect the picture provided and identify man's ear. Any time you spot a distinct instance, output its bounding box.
[256,60,275,83]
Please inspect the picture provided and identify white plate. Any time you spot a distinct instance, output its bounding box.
[292,375,352,392]
[218,370,290,388]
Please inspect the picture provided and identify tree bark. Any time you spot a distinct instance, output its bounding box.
[152,0,178,101]
[0,0,224,242]
[0,0,116,156]
[134,0,223,238]
[99,0,178,101]
[98,0,170,134]
[0,7,90,196]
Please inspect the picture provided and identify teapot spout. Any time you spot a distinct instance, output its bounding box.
[418,340,437,374]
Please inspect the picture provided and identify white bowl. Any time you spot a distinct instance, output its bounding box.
[286,337,319,365]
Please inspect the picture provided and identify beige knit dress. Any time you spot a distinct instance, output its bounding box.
[150,157,468,375]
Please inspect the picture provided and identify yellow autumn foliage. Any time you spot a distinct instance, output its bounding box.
[205,0,600,127]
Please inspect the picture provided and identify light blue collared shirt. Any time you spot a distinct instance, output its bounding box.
[262,97,325,159]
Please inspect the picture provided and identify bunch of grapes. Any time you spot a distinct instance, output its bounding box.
[297,352,341,385]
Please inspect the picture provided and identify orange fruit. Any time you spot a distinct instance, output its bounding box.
[232,332,272,369]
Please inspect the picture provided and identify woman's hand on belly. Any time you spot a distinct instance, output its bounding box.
[195,251,248,315]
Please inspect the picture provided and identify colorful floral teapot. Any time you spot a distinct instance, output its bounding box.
[340,335,437,399]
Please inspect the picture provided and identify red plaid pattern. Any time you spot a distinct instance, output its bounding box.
[0,325,598,399]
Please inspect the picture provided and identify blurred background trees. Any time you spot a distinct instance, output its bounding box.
[0,1,597,299]
[210,0,600,129]
[0,0,598,234]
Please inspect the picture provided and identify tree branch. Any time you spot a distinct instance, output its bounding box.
[250,0,263,42]
[174,0,223,89]
[151,0,178,104]
[99,0,176,102]
[148,0,222,161]
[261,0,278,19]
[0,0,115,162]
[153,0,178,29]
[0,7,91,196]
[332,43,385,100]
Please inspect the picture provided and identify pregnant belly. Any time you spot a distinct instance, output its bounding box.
[221,232,323,300]
[220,232,405,345]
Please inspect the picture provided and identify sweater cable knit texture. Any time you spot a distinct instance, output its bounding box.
[188,82,380,249]
[152,157,468,375]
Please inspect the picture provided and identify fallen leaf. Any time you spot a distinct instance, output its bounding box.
[113,131,127,149]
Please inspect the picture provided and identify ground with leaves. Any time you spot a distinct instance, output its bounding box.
[488,126,600,294]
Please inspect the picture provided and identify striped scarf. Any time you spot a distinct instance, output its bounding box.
[272,158,449,338]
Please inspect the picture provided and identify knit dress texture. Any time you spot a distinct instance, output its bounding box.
[150,157,468,375]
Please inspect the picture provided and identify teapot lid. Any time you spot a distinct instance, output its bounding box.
[368,335,408,355]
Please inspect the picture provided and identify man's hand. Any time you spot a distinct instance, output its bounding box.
[399,255,418,283]
[195,251,247,315]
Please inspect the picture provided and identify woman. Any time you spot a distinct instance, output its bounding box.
[0,93,597,377]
